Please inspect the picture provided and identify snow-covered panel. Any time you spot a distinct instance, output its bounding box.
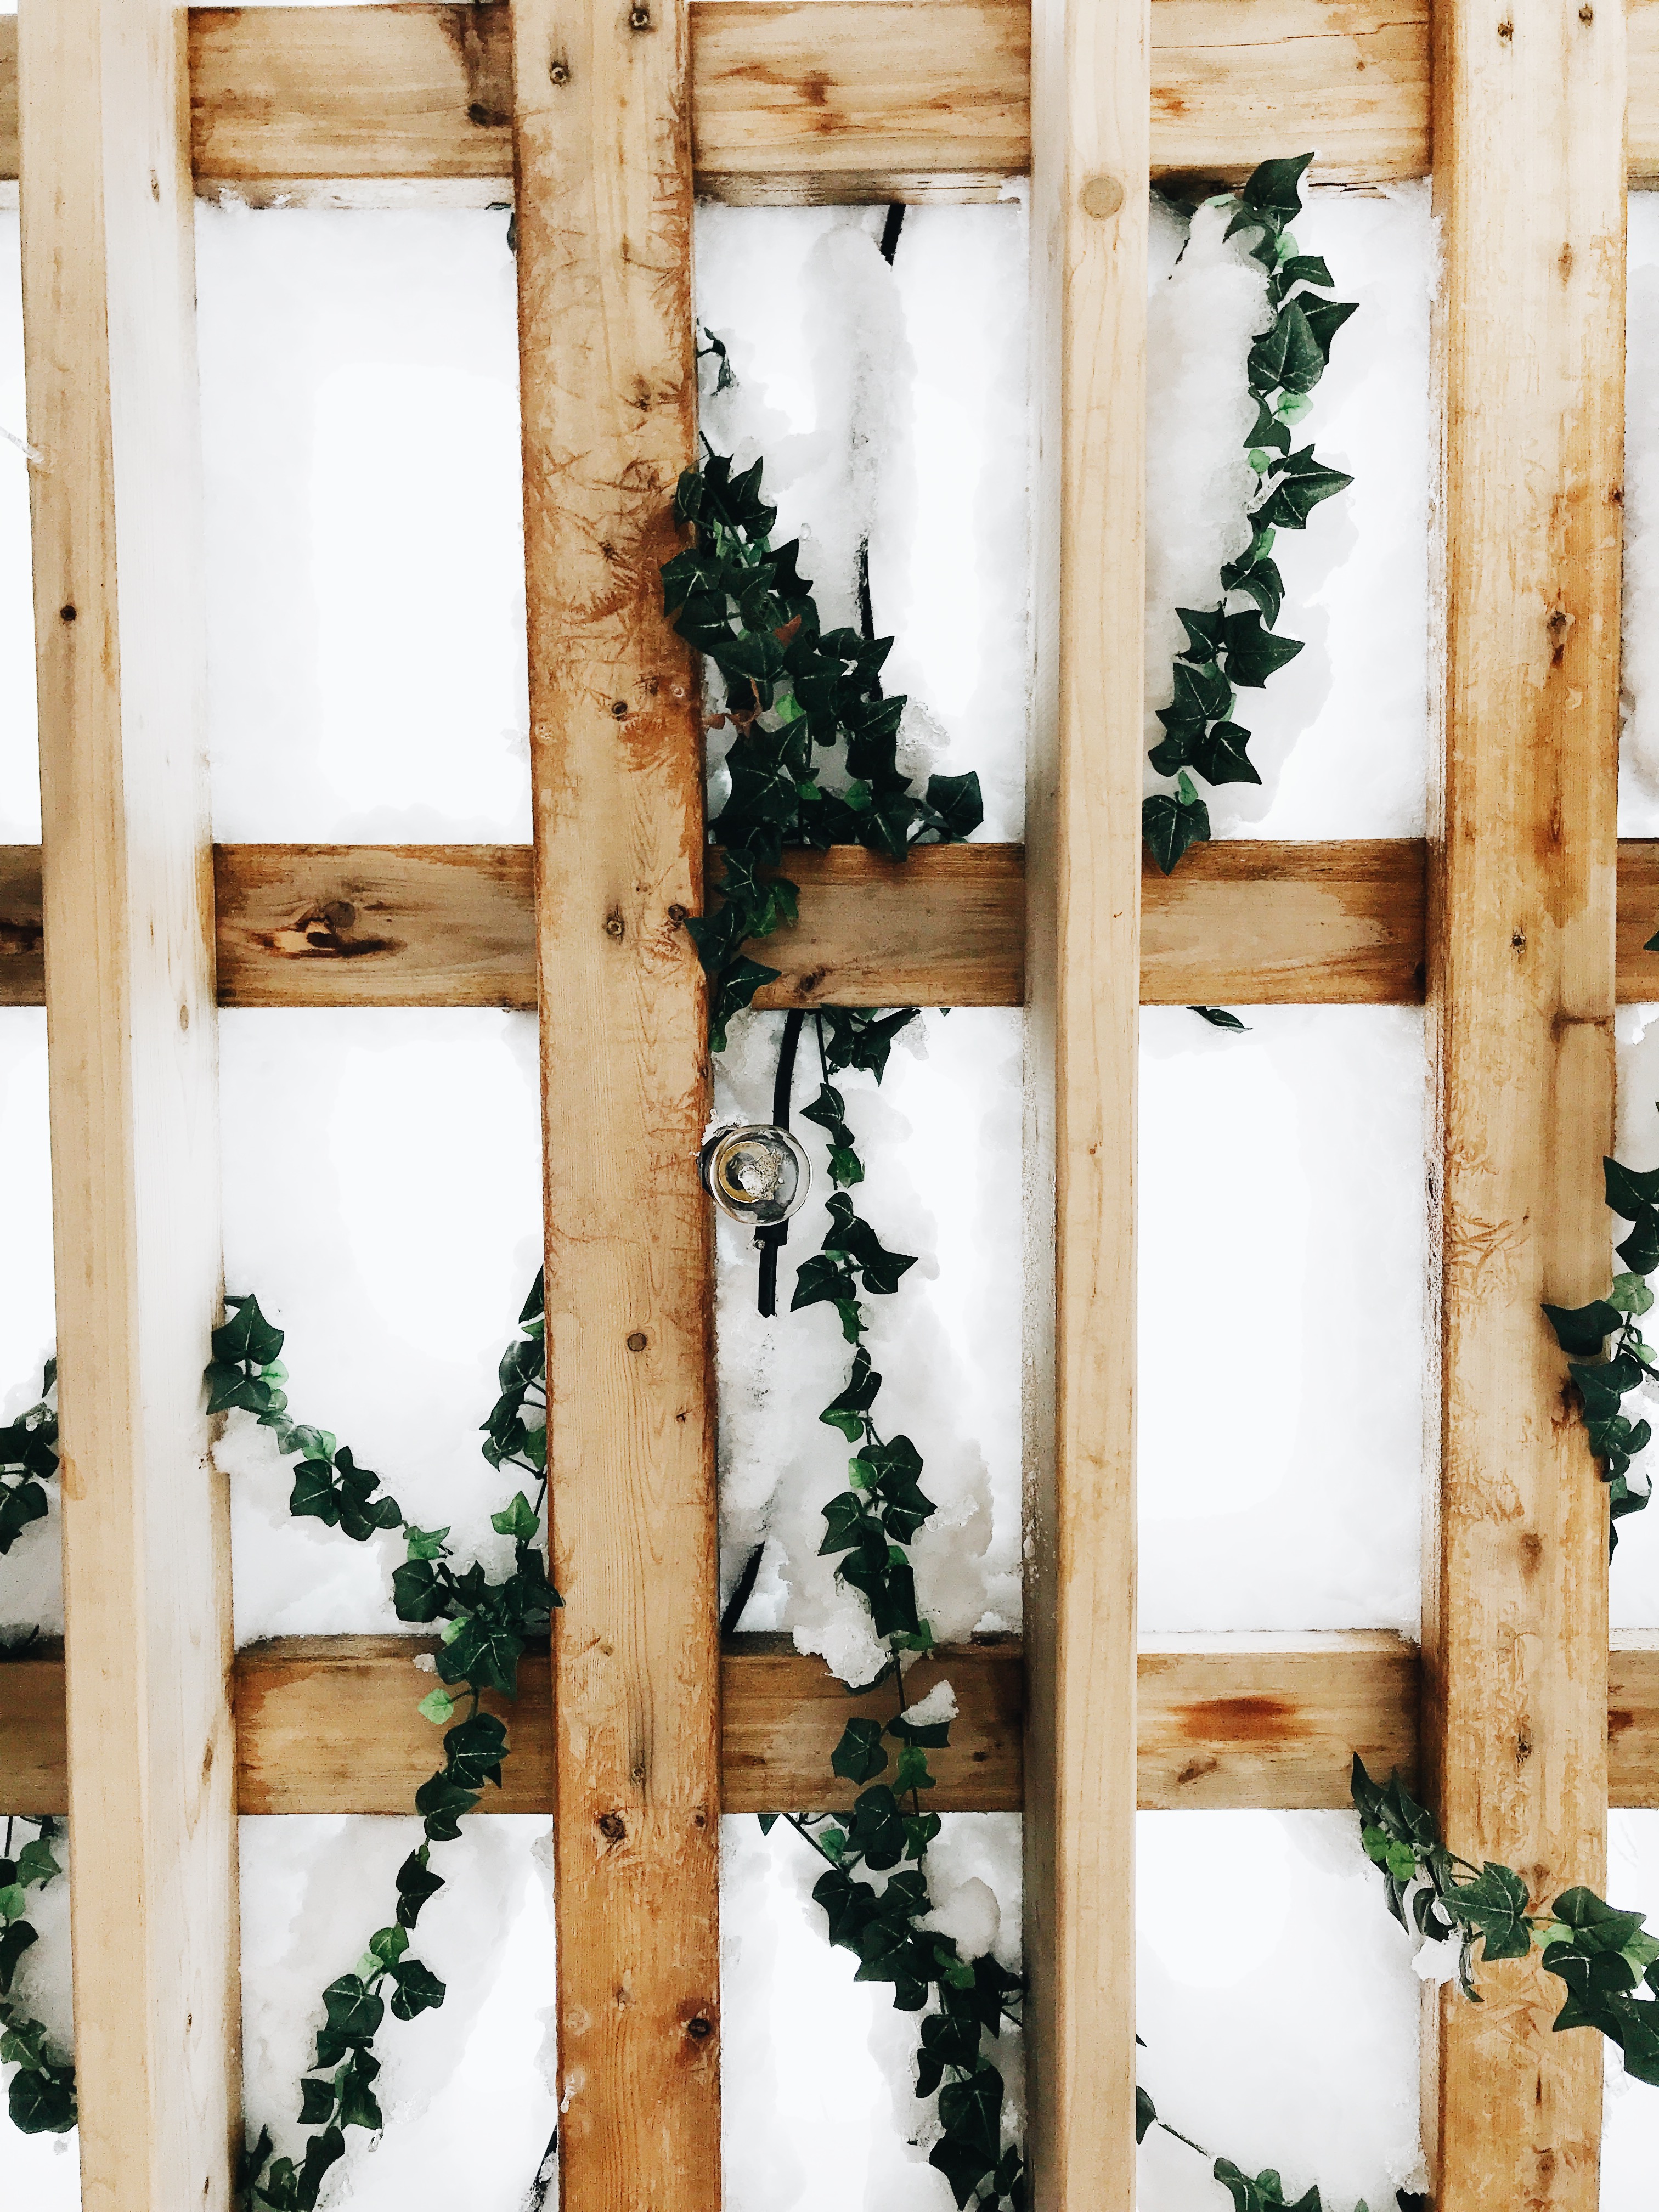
[218,1009,542,1644]
[0,1012,58,1641]
[713,1008,1023,1685]
[1622,197,1659,833]
[239,1814,557,2207]
[1139,1007,1428,1633]
[1148,184,1434,840]
[1602,1811,1659,2203]
[195,206,530,843]
[696,201,1030,844]
[723,1812,1022,2212]
[0,216,37,842]
[0,1821,76,2209]
[1136,1811,1424,2210]
[1605,1007,1659,1622]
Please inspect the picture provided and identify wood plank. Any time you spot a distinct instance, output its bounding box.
[1141,836,1426,1003]
[1424,0,1623,2194]
[10,1634,1659,1816]
[511,0,721,2200]
[0,1,1446,203]
[1023,0,1145,2198]
[3,835,1658,1009]
[18,1,239,2204]
[1136,1633,1420,1809]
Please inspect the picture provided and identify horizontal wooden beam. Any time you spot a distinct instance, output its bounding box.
[0,840,1654,1011]
[0,0,1446,204]
[5,1630,1659,1814]
[0,3,1657,202]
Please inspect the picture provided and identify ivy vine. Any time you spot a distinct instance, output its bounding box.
[1542,1147,1659,1542]
[763,1009,1026,2210]
[662,447,983,1049]
[207,1284,560,2210]
[1352,1756,1659,2082]
[1135,2079,1423,2212]
[0,1363,74,2136]
[1143,153,1356,874]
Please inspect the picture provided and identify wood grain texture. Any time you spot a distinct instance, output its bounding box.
[9,1634,1659,1816]
[1140,836,1426,1002]
[1425,0,1624,2195]
[18,1,238,2203]
[0,0,1452,200]
[1136,1634,1420,1809]
[511,0,720,2199]
[1023,0,1145,2198]
[7,836,1659,1009]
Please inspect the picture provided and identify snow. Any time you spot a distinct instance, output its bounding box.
[1139,1007,1429,1633]
[1147,184,1434,840]
[239,1814,557,2208]
[1602,1812,1659,2203]
[1136,1812,1425,2210]
[0,1821,77,2210]
[195,205,530,844]
[722,1812,1022,2212]
[689,202,1032,843]
[711,1008,1024,1684]
[0,1012,59,1641]
[1621,197,1659,831]
[217,1009,543,1644]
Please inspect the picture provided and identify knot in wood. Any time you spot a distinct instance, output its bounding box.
[686,2016,713,2040]
[611,698,630,718]
[626,1330,647,1352]
[597,1812,627,1843]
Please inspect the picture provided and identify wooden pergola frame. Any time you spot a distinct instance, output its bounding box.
[0,0,1640,2205]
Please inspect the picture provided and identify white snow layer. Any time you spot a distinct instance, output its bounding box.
[1147,185,1433,839]
[1605,1007,1659,1622]
[696,202,1031,843]
[1139,1007,1429,1632]
[0,1012,59,1639]
[239,1814,557,2207]
[0,217,37,841]
[1602,1812,1659,2203]
[1136,1812,1424,2209]
[1622,196,1659,830]
[723,1812,1023,2212]
[712,1009,1024,1684]
[195,200,1032,847]
[0,1825,77,2209]
[218,1009,544,1643]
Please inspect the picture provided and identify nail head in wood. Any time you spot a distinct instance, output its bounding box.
[1079,172,1125,219]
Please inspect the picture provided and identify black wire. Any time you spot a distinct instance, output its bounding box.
[720,1543,767,1640]
[755,1008,806,1317]
[878,203,906,264]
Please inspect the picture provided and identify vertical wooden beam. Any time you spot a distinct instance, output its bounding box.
[1426,0,1624,2197]
[1023,0,1146,2199]
[18,1,237,2204]
[510,2,720,2205]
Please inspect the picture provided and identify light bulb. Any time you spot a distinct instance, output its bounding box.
[698,1122,811,1227]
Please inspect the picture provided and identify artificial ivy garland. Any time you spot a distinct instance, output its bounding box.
[1541,1141,1659,1539]
[208,1285,560,2210]
[0,1362,75,2136]
[1350,1756,1659,2085]
[1143,153,1356,875]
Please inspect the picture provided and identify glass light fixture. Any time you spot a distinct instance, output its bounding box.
[698,1122,810,1227]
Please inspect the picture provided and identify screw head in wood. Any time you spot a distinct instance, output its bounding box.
[629,4,653,26]
[1080,172,1126,220]
[549,57,570,84]
[698,1122,810,1227]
